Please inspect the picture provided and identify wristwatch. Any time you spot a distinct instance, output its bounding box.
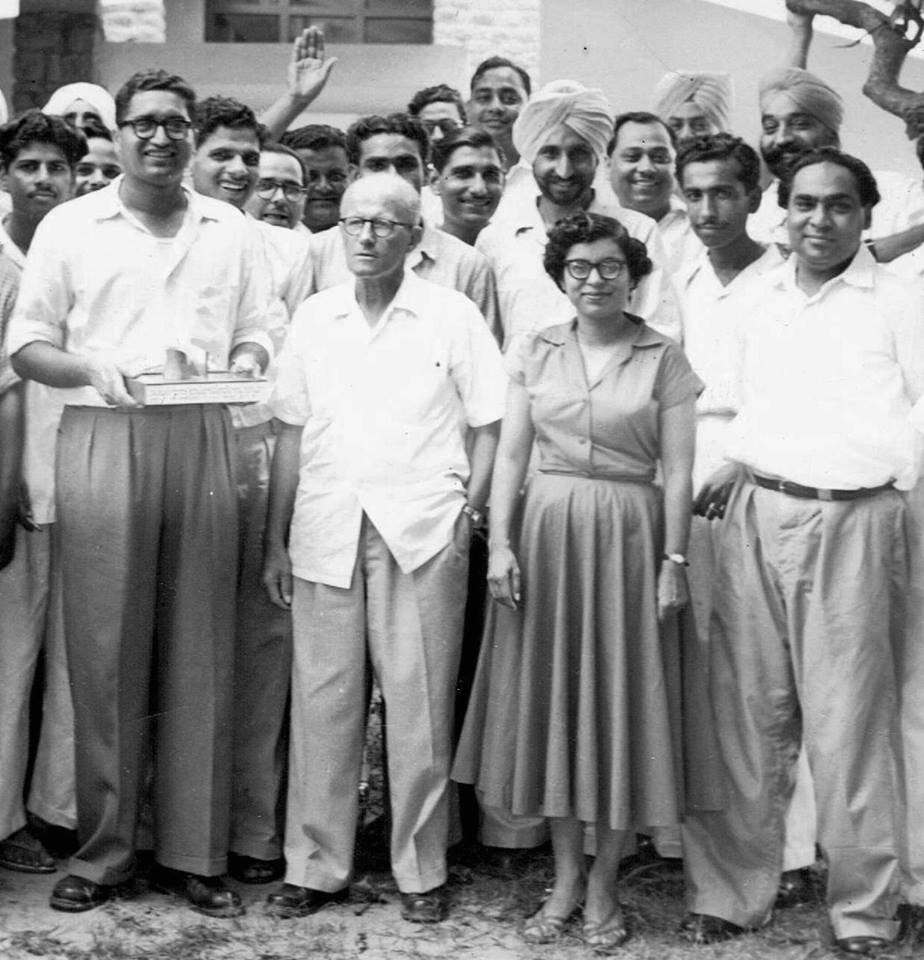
[462,504,487,529]
[663,553,689,567]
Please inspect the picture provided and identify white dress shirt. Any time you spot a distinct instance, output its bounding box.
[8,180,273,408]
[725,245,924,490]
[271,270,507,587]
[476,188,681,347]
[677,245,784,486]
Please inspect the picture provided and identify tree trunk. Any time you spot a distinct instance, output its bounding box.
[787,0,924,136]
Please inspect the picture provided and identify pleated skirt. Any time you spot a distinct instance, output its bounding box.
[453,472,683,831]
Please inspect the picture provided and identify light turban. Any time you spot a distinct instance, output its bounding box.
[513,80,613,165]
[43,82,117,133]
[653,70,732,133]
[758,67,843,135]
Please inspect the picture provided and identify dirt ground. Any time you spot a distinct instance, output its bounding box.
[2,849,922,960]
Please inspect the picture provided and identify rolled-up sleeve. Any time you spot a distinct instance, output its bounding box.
[230,225,275,360]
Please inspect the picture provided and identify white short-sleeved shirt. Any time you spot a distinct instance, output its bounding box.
[271,270,506,587]
[725,245,924,490]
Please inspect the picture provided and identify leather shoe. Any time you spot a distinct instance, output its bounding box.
[228,854,285,885]
[265,883,349,919]
[679,912,744,944]
[151,865,244,918]
[50,874,111,912]
[776,867,816,908]
[0,826,57,874]
[833,936,892,956]
[401,886,448,923]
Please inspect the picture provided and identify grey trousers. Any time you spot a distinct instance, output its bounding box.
[57,405,238,884]
[683,480,903,941]
[285,514,469,894]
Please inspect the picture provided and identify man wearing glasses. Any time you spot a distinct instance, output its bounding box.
[263,174,505,924]
[8,69,272,918]
[190,98,309,888]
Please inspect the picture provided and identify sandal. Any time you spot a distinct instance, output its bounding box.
[0,826,57,874]
[522,899,583,944]
[583,908,629,954]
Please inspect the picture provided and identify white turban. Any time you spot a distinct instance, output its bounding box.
[758,67,843,136]
[513,80,613,165]
[43,82,117,133]
[653,71,732,133]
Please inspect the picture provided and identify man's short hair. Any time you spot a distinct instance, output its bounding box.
[80,118,113,144]
[0,109,87,169]
[194,95,264,148]
[675,134,761,193]
[114,69,196,125]
[607,110,677,157]
[345,113,429,166]
[407,84,467,123]
[261,140,307,184]
[544,212,652,292]
[469,56,532,97]
[430,126,504,173]
[281,123,346,154]
[777,146,880,210]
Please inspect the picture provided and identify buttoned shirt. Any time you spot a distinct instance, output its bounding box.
[677,245,784,486]
[508,318,702,482]
[271,270,506,587]
[476,189,681,347]
[8,180,273,408]
[658,196,703,273]
[287,220,501,342]
[725,245,924,490]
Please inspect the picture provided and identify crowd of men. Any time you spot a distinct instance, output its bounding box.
[2,12,924,957]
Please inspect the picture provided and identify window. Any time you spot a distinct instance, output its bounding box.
[206,0,433,44]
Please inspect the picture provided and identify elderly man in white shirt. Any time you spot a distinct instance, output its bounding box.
[476,81,681,348]
[8,69,272,919]
[262,174,505,925]
[680,149,924,958]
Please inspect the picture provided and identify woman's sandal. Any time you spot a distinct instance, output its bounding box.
[522,899,583,944]
[582,908,630,954]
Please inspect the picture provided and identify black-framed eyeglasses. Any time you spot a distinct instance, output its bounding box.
[339,216,416,238]
[118,116,192,141]
[563,258,627,281]
[255,179,306,202]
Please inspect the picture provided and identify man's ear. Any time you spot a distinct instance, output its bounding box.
[429,168,442,195]
[862,205,872,232]
[406,221,424,254]
[347,163,360,183]
[747,186,762,215]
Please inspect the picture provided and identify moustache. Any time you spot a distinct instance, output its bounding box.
[761,143,811,174]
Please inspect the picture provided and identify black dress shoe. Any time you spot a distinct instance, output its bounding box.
[679,912,745,944]
[228,853,285,884]
[776,867,816,908]
[50,874,112,912]
[401,886,448,923]
[833,936,892,956]
[265,882,349,919]
[151,865,244,918]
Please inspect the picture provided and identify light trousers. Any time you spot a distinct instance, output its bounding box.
[683,481,903,941]
[285,515,468,894]
[57,406,238,885]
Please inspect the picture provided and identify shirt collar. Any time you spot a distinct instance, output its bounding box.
[92,178,221,226]
[407,221,440,269]
[775,242,876,296]
[539,316,667,365]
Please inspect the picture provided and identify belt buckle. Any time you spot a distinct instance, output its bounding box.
[777,478,795,497]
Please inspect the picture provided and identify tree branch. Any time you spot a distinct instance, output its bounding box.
[786,0,924,136]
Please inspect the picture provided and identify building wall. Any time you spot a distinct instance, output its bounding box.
[540,0,924,177]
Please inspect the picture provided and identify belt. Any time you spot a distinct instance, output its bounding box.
[751,472,894,502]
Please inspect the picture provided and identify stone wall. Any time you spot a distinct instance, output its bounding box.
[433,0,541,88]
[13,11,98,112]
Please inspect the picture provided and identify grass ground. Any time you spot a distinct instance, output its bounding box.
[2,850,921,960]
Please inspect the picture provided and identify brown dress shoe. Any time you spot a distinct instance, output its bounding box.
[50,874,112,912]
[265,883,349,919]
[151,865,244,918]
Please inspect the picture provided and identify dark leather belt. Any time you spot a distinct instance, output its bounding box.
[751,472,894,502]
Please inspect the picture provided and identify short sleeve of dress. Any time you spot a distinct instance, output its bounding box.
[655,339,705,410]
[502,330,532,385]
